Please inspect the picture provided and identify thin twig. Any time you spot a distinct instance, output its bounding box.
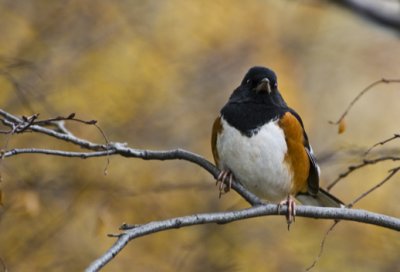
[0,109,106,151]
[12,112,110,147]
[306,220,340,271]
[33,113,111,172]
[347,167,400,208]
[329,78,400,126]
[327,156,400,191]
[17,114,39,133]
[31,113,97,126]
[85,205,400,272]
[364,133,400,156]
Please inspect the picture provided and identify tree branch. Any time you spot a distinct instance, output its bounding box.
[306,220,339,271]
[348,166,400,208]
[3,148,114,159]
[327,156,400,190]
[2,144,262,206]
[85,204,400,272]
[365,133,400,155]
[332,0,400,33]
[329,78,400,127]
[2,108,399,272]
[0,109,262,205]
[0,109,105,150]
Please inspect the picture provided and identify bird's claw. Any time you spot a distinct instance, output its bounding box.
[216,170,233,198]
[278,195,296,230]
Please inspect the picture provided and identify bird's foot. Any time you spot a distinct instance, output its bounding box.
[278,195,296,230]
[216,170,234,198]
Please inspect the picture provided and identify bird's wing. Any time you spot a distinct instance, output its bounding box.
[285,109,320,196]
[304,145,320,196]
[211,116,222,166]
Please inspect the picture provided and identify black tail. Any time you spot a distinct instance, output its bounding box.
[296,189,344,208]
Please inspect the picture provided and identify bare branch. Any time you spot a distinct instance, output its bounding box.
[18,113,39,133]
[3,148,114,159]
[306,220,340,271]
[327,156,400,191]
[329,78,400,126]
[348,167,400,208]
[30,113,97,126]
[52,120,73,136]
[332,0,400,33]
[2,146,262,205]
[0,108,262,205]
[85,205,400,272]
[365,133,400,155]
[0,109,106,151]
[2,108,399,271]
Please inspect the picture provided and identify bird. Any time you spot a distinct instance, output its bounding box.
[211,66,343,227]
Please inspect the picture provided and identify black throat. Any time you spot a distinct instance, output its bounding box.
[221,102,287,137]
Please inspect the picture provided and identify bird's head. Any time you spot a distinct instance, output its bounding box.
[241,66,278,95]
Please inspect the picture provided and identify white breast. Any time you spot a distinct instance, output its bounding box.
[217,117,292,202]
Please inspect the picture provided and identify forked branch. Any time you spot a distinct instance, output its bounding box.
[1,108,399,272]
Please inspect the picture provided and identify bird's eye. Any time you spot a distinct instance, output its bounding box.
[274,82,278,88]
[246,79,251,84]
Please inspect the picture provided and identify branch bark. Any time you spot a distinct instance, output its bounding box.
[85,204,400,272]
[0,109,262,205]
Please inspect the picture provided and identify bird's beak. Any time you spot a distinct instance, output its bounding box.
[255,78,271,93]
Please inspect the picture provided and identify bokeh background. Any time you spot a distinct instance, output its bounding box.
[0,1,399,271]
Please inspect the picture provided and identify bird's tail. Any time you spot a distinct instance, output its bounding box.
[296,189,344,208]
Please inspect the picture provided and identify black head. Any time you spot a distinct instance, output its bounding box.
[241,66,278,94]
[227,66,286,107]
[221,66,288,135]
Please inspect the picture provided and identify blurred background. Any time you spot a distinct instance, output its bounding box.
[0,1,399,271]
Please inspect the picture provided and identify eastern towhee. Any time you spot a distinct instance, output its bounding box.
[212,66,343,226]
